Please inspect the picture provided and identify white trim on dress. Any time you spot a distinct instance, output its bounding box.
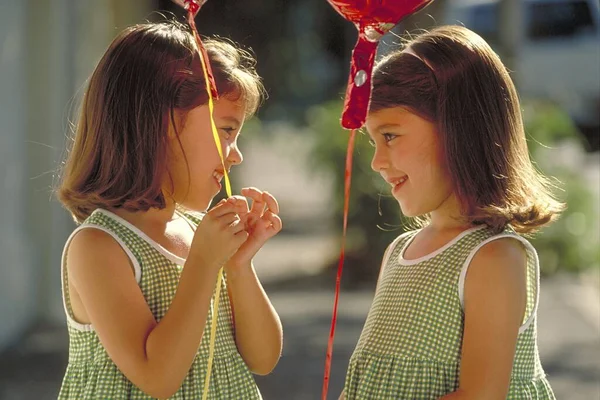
[398,225,487,266]
[95,208,187,265]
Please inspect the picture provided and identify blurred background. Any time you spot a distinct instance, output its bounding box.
[0,0,598,398]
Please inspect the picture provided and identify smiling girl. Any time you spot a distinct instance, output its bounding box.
[341,26,561,400]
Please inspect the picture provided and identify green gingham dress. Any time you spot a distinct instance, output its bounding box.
[58,208,262,399]
[344,225,556,399]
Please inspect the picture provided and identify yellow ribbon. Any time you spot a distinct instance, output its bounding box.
[195,36,231,400]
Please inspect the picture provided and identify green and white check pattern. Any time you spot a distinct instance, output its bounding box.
[59,209,262,399]
[344,226,556,399]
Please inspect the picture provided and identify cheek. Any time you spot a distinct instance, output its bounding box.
[165,143,185,178]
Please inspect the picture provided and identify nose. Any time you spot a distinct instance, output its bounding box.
[227,142,243,166]
[371,145,388,172]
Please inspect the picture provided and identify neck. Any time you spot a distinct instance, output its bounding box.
[427,194,473,232]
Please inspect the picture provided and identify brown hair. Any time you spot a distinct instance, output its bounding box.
[58,21,264,223]
[370,26,564,233]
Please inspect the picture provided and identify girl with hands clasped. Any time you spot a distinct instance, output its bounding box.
[57,20,281,399]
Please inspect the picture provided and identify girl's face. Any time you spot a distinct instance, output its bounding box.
[366,106,455,218]
[166,96,246,211]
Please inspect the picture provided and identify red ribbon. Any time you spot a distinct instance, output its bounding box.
[184,0,218,99]
[183,0,200,15]
[322,129,356,400]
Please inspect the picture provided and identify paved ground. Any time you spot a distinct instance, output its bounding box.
[0,268,598,399]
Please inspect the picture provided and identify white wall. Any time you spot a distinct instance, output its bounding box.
[0,0,152,351]
[0,0,36,351]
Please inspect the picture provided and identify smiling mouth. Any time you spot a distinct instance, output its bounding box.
[213,170,224,182]
[213,170,224,189]
[389,176,408,191]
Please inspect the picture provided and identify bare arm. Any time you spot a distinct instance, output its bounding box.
[223,188,283,374]
[440,238,527,400]
[226,262,283,375]
[68,201,246,398]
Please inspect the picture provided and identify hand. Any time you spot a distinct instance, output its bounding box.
[226,188,282,269]
[188,199,248,270]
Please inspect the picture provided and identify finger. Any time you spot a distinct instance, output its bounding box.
[228,195,249,214]
[211,198,227,209]
[250,198,266,219]
[262,191,280,214]
[219,212,240,226]
[240,188,265,217]
[208,201,237,217]
[229,218,246,234]
[241,187,263,201]
[252,218,273,235]
[263,211,283,233]
[257,211,282,238]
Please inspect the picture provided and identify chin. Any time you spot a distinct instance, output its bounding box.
[400,209,420,218]
[398,201,426,218]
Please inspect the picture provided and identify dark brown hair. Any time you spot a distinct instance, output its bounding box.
[370,26,564,233]
[58,21,264,223]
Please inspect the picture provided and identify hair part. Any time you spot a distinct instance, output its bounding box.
[58,20,265,223]
[371,26,565,234]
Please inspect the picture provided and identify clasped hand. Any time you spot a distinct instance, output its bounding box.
[225,187,282,269]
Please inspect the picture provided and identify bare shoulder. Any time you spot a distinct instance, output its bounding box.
[458,237,529,395]
[465,237,527,311]
[67,227,136,285]
[470,237,527,278]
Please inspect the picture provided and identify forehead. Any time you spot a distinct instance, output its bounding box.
[365,107,415,134]
[214,95,247,120]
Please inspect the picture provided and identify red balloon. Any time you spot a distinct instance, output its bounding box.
[328,0,434,129]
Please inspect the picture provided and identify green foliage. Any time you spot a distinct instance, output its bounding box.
[524,101,600,275]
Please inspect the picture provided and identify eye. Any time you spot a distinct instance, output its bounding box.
[220,127,235,139]
[382,133,397,143]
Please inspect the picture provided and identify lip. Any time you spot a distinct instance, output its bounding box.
[392,179,407,194]
[385,175,408,194]
[213,170,225,190]
[213,177,222,190]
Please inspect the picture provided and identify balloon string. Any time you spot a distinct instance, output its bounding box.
[321,129,356,400]
[186,9,230,400]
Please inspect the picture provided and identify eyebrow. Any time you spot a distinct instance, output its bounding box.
[221,116,242,127]
[373,123,402,133]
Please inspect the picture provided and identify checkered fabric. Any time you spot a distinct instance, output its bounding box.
[59,209,262,399]
[344,225,556,399]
